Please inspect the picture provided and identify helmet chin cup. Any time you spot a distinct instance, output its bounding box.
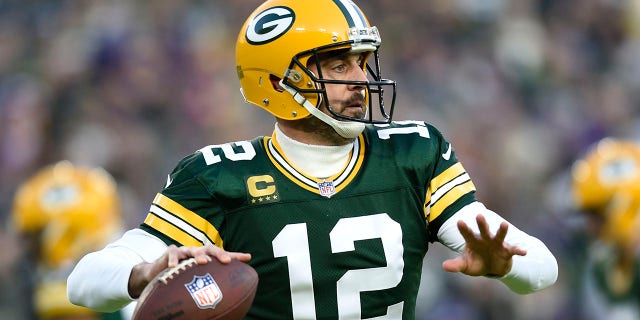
[281,80,365,139]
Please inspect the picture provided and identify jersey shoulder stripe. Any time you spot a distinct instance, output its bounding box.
[364,121,477,228]
[144,193,223,247]
[140,137,269,247]
[427,163,476,221]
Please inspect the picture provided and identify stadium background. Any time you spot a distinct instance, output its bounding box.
[1,1,639,319]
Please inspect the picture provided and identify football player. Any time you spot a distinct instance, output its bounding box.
[571,138,640,319]
[67,0,558,319]
[11,161,131,320]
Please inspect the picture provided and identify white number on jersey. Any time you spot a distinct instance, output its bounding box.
[198,141,256,165]
[273,213,404,320]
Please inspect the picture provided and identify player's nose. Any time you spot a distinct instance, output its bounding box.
[348,65,368,89]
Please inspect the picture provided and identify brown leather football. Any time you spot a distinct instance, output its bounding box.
[132,258,258,320]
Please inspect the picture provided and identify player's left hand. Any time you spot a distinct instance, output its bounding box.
[442,214,527,277]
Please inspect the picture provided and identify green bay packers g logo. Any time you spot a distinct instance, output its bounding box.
[246,6,295,45]
[247,175,279,204]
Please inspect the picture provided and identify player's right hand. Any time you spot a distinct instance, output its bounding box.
[128,244,251,298]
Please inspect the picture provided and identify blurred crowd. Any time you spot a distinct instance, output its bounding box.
[2,0,640,319]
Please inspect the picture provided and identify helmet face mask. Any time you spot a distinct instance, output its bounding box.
[285,38,396,124]
[236,0,396,130]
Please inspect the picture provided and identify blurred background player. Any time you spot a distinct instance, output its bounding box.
[10,161,132,320]
[570,138,640,320]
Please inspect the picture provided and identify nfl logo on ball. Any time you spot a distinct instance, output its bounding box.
[184,273,223,309]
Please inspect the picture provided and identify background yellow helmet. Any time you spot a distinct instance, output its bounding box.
[11,161,122,269]
[236,0,396,127]
[570,138,640,246]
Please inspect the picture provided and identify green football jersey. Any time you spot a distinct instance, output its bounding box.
[141,121,477,319]
[592,251,640,305]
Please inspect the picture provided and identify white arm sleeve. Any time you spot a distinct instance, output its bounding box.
[67,228,168,312]
[437,202,558,294]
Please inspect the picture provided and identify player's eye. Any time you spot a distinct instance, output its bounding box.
[333,64,346,73]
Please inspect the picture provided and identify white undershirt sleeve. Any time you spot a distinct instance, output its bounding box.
[437,201,558,294]
[67,229,168,312]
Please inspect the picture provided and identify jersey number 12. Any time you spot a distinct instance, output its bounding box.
[272,213,405,320]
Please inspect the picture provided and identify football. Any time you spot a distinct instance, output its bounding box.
[132,258,258,320]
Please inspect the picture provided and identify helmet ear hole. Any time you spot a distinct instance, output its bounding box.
[270,74,284,92]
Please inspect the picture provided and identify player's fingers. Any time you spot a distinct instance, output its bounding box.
[508,244,527,257]
[193,245,228,263]
[476,214,492,240]
[165,245,183,268]
[228,252,252,262]
[203,244,251,264]
[189,246,213,265]
[493,221,509,244]
[442,257,466,273]
[456,220,476,243]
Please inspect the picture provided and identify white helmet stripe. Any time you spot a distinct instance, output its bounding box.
[333,0,368,28]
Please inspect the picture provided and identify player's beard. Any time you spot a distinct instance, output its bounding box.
[326,91,366,121]
[291,113,354,146]
[311,92,366,144]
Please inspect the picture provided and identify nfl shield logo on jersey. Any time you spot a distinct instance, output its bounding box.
[184,273,223,309]
[318,180,336,198]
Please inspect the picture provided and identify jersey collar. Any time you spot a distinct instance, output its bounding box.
[263,132,366,197]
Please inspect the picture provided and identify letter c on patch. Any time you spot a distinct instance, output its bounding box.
[247,175,276,197]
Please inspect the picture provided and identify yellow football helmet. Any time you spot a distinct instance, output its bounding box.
[236,0,396,137]
[11,161,122,268]
[571,138,640,246]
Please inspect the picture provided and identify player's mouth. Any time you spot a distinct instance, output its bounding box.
[341,92,365,110]
[344,102,363,111]
[342,100,365,117]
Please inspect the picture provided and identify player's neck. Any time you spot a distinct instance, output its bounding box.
[274,123,353,179]
[276,117,354,146]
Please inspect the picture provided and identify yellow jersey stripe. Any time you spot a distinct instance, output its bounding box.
[423,188,432,219]
[269,135,312,179]
[431,162,466,193]
[144,214,202,247]
[429,180,476,221]
[264,137,319,193]
[336,135,365,191]
[152,193,223,247]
